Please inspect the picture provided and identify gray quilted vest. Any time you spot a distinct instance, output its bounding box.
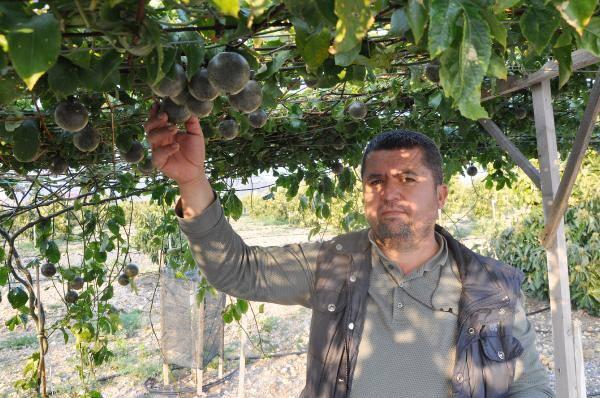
[300,225,524,398]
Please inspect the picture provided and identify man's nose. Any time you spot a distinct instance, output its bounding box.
[381,181,405,202]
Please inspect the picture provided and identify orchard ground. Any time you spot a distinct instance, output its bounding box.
[0,214,598,398]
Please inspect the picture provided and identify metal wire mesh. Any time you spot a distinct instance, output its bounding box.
[161,266,224,368]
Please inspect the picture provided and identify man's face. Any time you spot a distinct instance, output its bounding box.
[362,147,448,242]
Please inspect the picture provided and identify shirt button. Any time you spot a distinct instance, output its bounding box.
[455,373,464,383]
[327,304,336,312]
[397,302,404,309]
[468,327,476,335]
[349,274,357,283]
[498,308,506,314]
[498,350,505,360]
[338,378,345,383]
[335,243,343,251]
[348,322,355,330]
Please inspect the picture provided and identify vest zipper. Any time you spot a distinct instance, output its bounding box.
[458,292,510,331]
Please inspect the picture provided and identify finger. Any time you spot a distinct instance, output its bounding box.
[147,125,178,147]
[149,102,160,119]
[184,115,202,136]
[144,111,169,133]
[152,143,180,169]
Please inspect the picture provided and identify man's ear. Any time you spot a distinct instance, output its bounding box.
[437,184,448,209]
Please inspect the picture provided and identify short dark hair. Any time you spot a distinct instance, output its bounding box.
[360,129,444,185]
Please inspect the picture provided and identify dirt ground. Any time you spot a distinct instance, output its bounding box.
[0,216,598,397]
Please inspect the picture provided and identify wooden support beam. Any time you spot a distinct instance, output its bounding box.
[195,293,206,396]
[482,50,600,102]
[238,314,247,398]
[478,119,541,189]
[532,80,578,398]
[541,71,600,247]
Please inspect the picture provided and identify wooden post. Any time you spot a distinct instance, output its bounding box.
[531,80,578,397]
[238,315,246,398]
[572,319,587,398]
[219,318,224,379]
[540,70,600,247]
[195,292,206,396]
[159,250,171,386]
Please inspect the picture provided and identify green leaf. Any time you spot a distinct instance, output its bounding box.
[553,43,573,88]
[106,219,120,236]
[334,43,361,67]
[261,79,283,108]
[487,51,507,80]
[8,286,28,308]
[178,31,205,80]
[222,190,243,220]
[45,240,60,263]
[255,50,292,80]
[428,0,461,58]
[390,8,410,36]
[285,0,337,28]
[48,57,81,98]
[6,13,61,90]
[440,6,492,120]
[333,0,375,54]
[484,12,507,48]
[258,303,265,313]
[61,328,69,344]
[80,50,123,92]
[63,47,92,69]
[519,8,560,53]
[0,73,23,105]
[555,0,596,36]
[407,0,427,45]
[5,314,26,331]
[581,17,600,56]
[0,265,8,286]
[296,26,330,70]
[236,298,249,313]
[100,285,113,301]
[222,311,233,323]
[212,0,240,18]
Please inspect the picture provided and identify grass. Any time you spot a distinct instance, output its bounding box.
[0,334,38,350]
[118,309,144,338]
[107,338,160,380]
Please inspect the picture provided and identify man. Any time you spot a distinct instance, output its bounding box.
[144,106,554,398]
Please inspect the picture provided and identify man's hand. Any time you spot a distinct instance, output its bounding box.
[144,103,215,218]
[144,103,205,187]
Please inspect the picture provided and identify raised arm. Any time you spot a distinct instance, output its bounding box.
[145,105,320,307]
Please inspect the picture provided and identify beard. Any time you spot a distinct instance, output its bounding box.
[375,218,414,240]
[371,212,436,250]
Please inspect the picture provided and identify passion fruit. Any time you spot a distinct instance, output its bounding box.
[207,52,251,94]
[54,100,89,132]
[189,68,220,101]
[228,80,262,113]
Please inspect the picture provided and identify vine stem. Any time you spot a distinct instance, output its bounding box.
[36,264,48,398]
[74,0,91,30]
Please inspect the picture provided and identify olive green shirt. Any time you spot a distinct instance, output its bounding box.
[176,196,554,397]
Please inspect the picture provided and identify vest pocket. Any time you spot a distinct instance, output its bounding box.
[312,287,347,314]
[480,323,524,362]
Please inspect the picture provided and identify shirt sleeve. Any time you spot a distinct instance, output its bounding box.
[176,195,322,308]
[507,291,555,397]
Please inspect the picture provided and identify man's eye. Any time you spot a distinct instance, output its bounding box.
[404,177,416,182]
[369,179,383,185]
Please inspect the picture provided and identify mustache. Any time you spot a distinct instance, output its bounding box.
[380,206,410,213]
